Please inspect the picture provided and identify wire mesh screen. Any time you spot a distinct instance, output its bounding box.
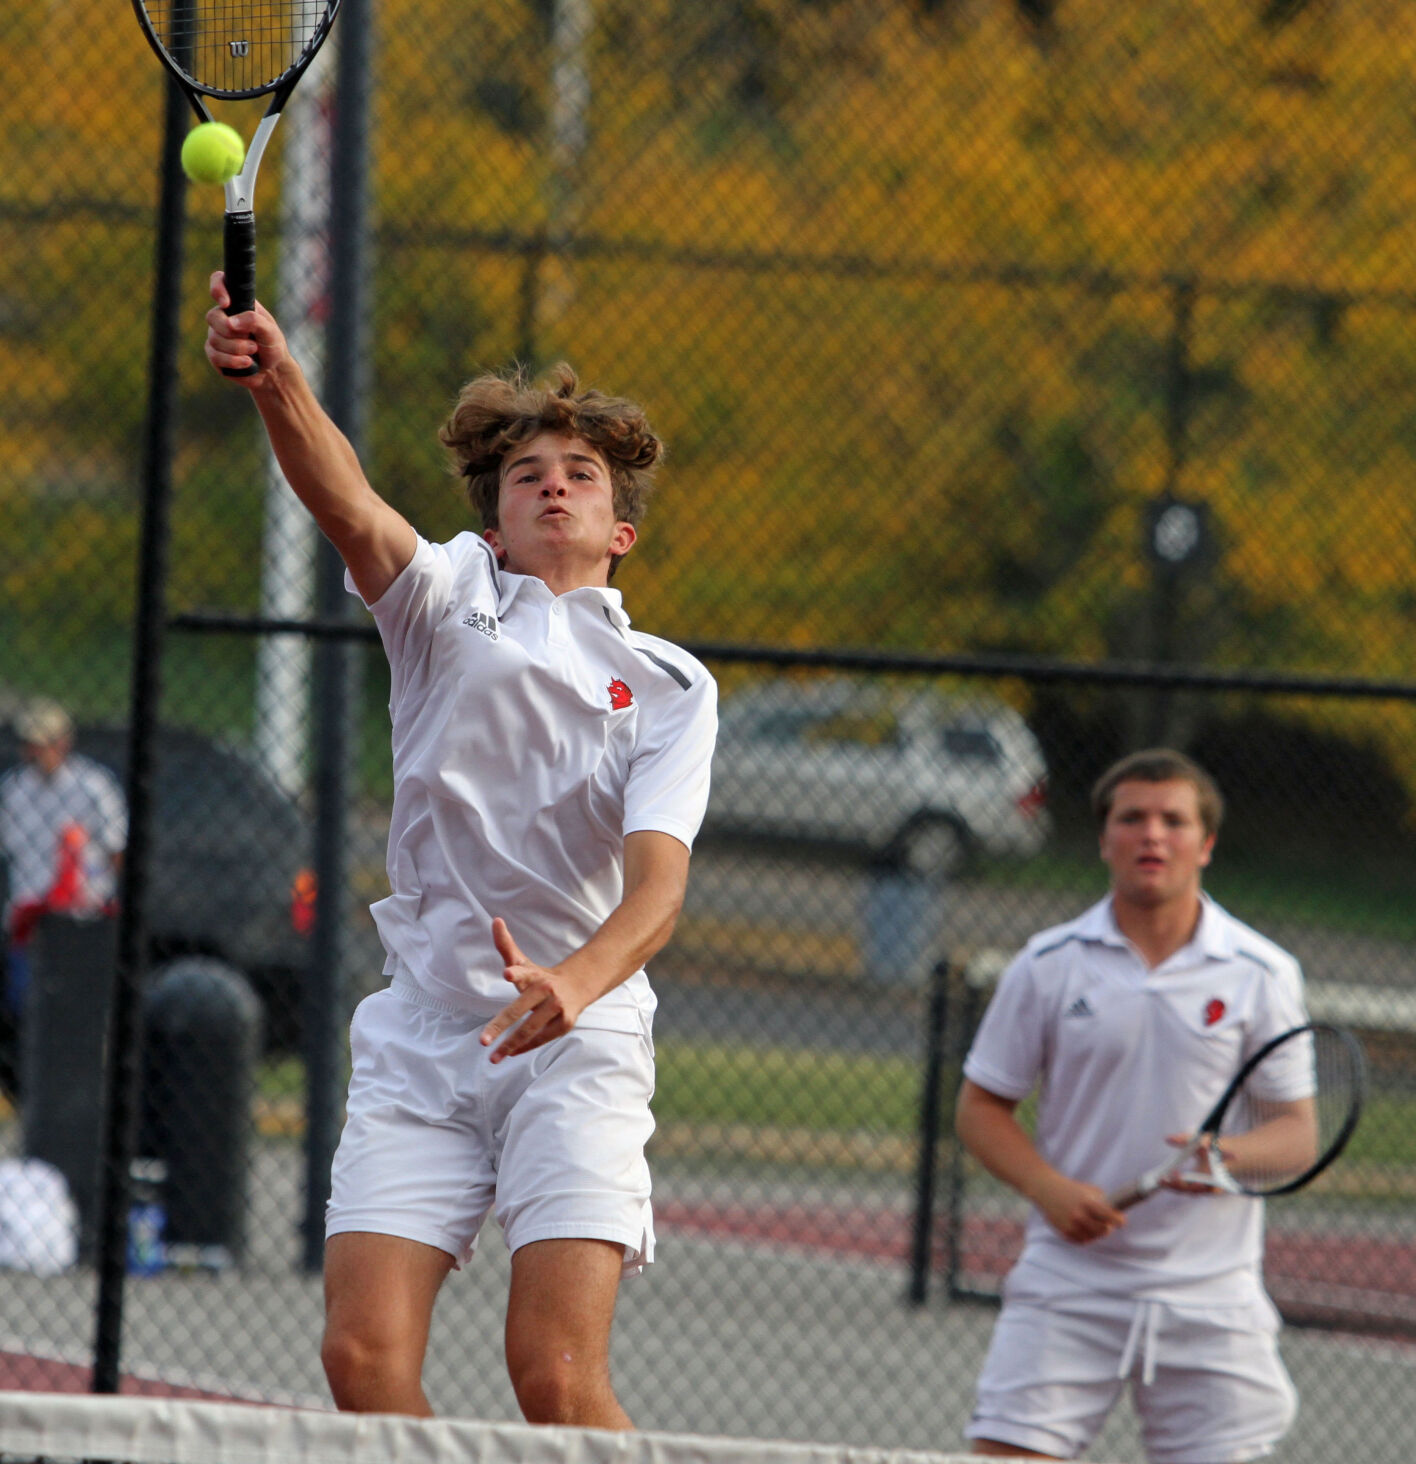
[2,1,1416,1461]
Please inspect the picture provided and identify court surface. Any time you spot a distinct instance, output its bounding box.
[3,1216,1412,1463]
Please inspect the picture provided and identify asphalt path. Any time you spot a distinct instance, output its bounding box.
[664,851,1416,1064]
[681,848,1416,990]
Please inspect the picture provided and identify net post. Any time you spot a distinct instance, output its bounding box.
[907,954,951,1306]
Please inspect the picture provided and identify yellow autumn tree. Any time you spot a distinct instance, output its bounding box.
[3,0,1416,771]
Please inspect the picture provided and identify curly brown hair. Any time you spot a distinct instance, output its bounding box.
[438,363,664,577]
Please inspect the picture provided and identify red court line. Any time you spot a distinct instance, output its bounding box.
[656,1201,1416,1337]
[0,1350,278,1402]
[656,1199,915,1262]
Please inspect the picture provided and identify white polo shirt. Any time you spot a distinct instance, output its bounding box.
[963,894,1308,1304]
[0,754,127,917]
[351,532,717,1033]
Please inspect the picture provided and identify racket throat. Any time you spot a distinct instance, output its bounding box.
[222,111,281,213]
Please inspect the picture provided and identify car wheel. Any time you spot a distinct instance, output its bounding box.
[898,820,968,880]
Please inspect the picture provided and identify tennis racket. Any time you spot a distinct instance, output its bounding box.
[131,0,343,375]
[1109,1022,1366,1210]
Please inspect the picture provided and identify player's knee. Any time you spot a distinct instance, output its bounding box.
[509,1349,612,1425]
[320,1327,371,1404]
[321,1326,412,1409]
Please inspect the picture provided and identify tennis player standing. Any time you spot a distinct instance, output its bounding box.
[205,278,717,1428]
[957,749,1305,1462]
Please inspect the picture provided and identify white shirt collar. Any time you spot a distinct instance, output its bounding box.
[1078,891,1232,966]
[495,569,630,629]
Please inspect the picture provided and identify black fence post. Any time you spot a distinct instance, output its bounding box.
[301,0,374,1275]
[943,976,985,1301]
[907,956,951,1306]
[91,67,187,1395]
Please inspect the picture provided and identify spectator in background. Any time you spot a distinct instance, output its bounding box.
[0,699,127,1095]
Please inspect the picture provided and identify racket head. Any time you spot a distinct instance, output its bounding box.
[131,0,341,101]
[1205,1021,1366,1197]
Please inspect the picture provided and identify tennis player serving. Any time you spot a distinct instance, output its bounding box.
[205,279,717,1427]
[956,749,1304,1462]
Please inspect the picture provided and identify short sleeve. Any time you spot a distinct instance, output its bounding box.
[347,534,495,707]
[91,768,127,855]
[622,670,718,850]
[1244,953,1313,1100]
[962,952,1048,1103]
[0,776,14,851]
[1244,951,1309,1050]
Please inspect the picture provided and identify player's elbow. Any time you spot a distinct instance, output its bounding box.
[954,1079,1013,1158]
[954,1080,987,1153]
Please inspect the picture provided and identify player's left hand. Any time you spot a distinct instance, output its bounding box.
[1159,1132,1227,1195]
[480,917,592,1062]
[204,272,291,385]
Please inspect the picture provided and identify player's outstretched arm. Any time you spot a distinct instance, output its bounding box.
[203,271,416,604]
[956,1079,1125,1244]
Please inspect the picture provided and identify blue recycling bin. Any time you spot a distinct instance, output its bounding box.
[862,871,943,985]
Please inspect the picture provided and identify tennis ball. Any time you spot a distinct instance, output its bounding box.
[181,122,245,185]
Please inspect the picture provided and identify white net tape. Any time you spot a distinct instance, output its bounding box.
[0,1393,997,1464]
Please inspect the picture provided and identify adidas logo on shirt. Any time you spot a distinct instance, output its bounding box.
[460,610,499,640]
[1064,995,1095,1019]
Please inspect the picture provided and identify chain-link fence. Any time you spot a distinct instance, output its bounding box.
[2,1,1416,1459]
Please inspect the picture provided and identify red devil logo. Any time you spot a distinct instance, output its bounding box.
[1204,997,1226,1027]
[607,678,634,710]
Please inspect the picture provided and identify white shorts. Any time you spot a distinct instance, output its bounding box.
[326,984,656,1275]
[966,1292,1297,1464]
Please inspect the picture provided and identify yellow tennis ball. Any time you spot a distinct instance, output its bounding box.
[181,122,245,185]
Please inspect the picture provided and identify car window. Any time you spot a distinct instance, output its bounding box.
[736,705,903,749]
[940,726,1002,762]
[746,711,826,745]
[803,709,901,750]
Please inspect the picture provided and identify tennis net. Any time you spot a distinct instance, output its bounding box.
[0,1392,1020,1464]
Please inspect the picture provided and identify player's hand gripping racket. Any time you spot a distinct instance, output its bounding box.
[131,0,343,375]
[1109,1022,1365,1210]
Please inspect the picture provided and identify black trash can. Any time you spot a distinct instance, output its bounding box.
[140,957,262,1269]
[21,912,118,1260]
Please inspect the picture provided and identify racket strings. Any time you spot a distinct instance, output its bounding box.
[1220,1027,1363,1195]
[141,0,330,95]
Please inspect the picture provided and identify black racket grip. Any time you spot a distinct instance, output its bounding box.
[1108,1180,1151,1211]
[222,209,259,378]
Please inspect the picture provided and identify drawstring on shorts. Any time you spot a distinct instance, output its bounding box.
[1117,1299,1162,1385]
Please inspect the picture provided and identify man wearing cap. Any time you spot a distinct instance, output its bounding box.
[0,699,127,1095]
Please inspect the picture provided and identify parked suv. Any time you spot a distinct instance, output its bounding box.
[0,722,314,1049]
[704,678,1050,877]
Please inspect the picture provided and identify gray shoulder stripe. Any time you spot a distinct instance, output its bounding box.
[475,535,502,589]
[1232,944,1278,975]
[600,606,693,688]
[636,645,693,689]
[1033,929,1092,958]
